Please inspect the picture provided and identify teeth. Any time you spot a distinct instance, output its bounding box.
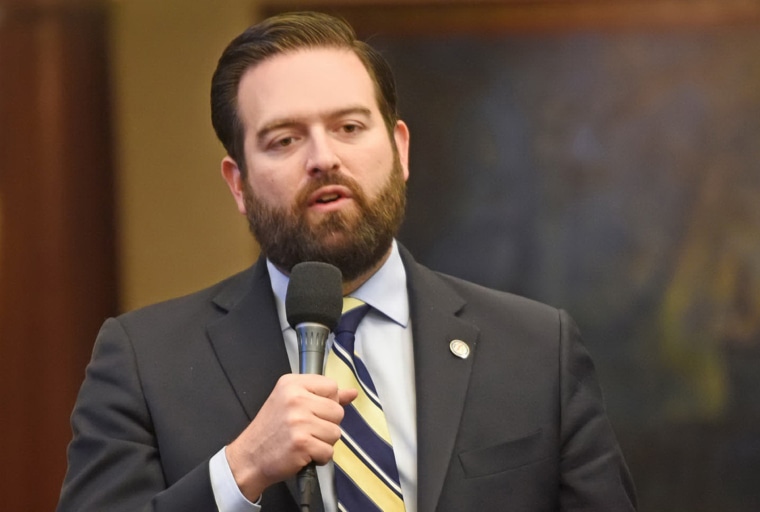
[317,193,340,203]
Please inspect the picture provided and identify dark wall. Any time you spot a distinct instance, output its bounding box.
[0,3,117,510]
[381,28,760,512]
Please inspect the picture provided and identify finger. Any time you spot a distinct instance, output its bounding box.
[300,374,341,399]
[338,388,358,406]
[310,419,343,446]
[310,395,348,424]
[310,442,337,466]
[307,423,343,465]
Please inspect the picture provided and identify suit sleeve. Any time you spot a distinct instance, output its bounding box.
[558,310,637,511]
[56,318,217,512]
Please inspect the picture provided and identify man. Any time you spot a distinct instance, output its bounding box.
[57,11,636,512]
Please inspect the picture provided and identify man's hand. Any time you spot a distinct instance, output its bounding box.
[225,374,357,501]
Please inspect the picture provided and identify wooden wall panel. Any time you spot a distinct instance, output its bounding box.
[263,0,760,34]
[0,3,117,510]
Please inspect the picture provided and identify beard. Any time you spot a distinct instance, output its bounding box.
[242,157,407,282]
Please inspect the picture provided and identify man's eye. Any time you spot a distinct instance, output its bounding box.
[274,137,293,148]
[342,124,360,134]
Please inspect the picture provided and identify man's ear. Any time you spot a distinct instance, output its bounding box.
[221,156,248,215]
[393,120,410,181]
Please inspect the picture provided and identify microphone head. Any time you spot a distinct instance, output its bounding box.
[286,262,343,331]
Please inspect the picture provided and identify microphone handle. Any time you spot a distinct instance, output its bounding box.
[294,323,331,510]
[297,464,319,511]
[296,323,330,375]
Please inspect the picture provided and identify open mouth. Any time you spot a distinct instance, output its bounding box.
[316,192,342,204]
[308,186,353,208]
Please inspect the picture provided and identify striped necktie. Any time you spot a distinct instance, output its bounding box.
[325,297,405,512]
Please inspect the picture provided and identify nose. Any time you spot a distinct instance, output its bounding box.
[305,129,340,176]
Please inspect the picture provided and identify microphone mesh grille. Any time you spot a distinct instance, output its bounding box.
[285,262,343,330]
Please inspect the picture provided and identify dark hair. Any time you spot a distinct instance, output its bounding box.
[210,11,399,176]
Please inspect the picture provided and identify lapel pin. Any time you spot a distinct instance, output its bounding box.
[449,339,470,359]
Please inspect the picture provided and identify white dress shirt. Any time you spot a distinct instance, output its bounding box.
[210,241,417,511]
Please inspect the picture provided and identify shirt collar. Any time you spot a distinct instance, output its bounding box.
[268,240,409,331]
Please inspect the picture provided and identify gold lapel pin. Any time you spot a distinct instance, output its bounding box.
[449,339,470,359]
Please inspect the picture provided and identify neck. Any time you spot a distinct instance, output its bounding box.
[340,244,393,295]
[272,243,394,296]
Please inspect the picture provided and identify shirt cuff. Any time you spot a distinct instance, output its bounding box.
[209,446,262,512]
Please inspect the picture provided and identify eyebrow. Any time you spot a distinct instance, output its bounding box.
[256,106,373,143]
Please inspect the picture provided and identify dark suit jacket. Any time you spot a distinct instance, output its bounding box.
[57,246,636,511]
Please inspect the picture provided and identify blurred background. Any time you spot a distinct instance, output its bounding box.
[2,0,759,510]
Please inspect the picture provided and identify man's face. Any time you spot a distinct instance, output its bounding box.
[222,48,410,280]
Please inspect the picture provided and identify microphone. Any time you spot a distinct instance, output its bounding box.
[285,261,343,511]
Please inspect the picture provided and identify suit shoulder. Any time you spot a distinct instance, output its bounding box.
[427,269,584,366]
[116,265,257,333]
[433,270,559,319]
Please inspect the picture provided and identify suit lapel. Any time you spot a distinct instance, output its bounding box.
[400,246,479,512]
[206,257,291,421]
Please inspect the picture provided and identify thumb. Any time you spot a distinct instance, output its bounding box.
[338,388,358,406]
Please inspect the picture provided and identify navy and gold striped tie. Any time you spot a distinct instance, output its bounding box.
[325,297,405,512]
